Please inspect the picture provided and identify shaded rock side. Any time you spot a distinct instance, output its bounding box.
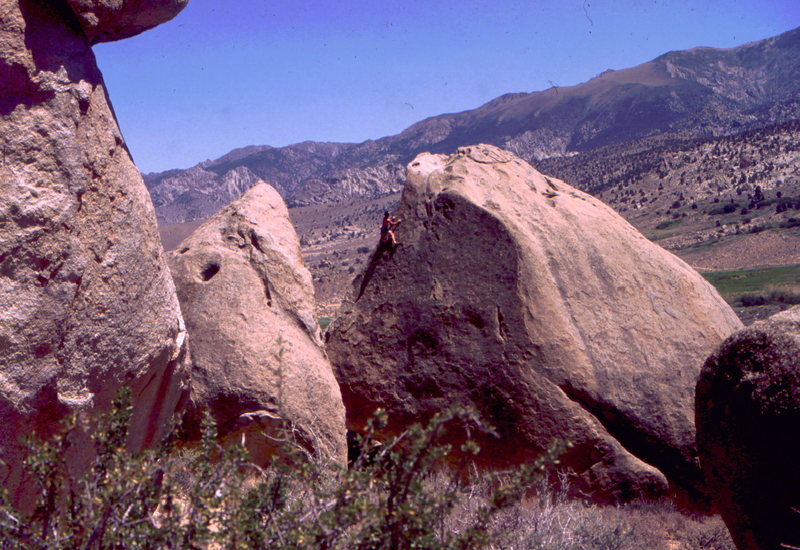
[65,0,189,44]
[696,307,800,550]
[327,144,742,503]
[169,183,347,465]
[0,0,189,504]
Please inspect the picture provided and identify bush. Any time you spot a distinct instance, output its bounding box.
[747,224,770,233]
[0,393,737,549]
[0,390,564,549]
[736,294,768,307]
[708,203,737,215]
[781,218,800,228]
[655,219,683,230]
[735,289,800,308]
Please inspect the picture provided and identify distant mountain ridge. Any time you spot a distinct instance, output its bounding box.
[145,26,800,225]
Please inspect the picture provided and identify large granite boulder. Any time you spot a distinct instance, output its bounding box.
[65,0,189,44]
[327,144,742,503]
[0,0,189,504]
[169,183,347,465]
[697,307,800,550]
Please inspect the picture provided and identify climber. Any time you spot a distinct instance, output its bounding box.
[380,211,401,248]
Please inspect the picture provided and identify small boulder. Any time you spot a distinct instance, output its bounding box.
[169,183,347,465]
[328,145,742,503]
[697,306,800,550]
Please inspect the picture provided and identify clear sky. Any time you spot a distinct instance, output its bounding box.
[93,0,800,174]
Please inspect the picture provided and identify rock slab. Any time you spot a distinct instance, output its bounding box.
[328,144,742,503]
[697,306,800,550]
[169,183,347,465]
[66,0,189,44]
[0,0,190,504]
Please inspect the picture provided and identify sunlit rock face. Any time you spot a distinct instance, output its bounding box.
[0,0,190,506]
[328,144,742,504]
[169,183,347,466]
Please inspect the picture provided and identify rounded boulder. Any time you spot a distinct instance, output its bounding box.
[697,306,800,550]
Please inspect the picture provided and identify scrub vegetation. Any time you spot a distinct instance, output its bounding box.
[0,389,733,549]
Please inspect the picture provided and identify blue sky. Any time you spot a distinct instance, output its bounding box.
[94,0,800,174]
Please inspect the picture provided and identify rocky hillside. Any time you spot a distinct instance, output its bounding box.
[297,117,800,313]
[540,118,800,252]
[147,26,800,225]
[161,115,800,315]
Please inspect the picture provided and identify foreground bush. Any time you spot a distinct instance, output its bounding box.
[0,389,735,549]
[0,390,564,549]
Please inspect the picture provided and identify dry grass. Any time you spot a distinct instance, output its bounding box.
[436,475,735,550]
[487,499,733,550]
[676,230,800,271]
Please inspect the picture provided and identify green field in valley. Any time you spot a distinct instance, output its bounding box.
[702,263,800,306]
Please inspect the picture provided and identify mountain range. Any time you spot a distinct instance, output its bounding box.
[145,26,800,226]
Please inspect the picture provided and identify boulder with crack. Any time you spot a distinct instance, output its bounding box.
[327,144,742,503]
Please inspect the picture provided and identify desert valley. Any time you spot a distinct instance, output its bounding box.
[154,27,800,324]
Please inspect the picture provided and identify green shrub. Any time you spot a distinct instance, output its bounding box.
[655,219,683,230]
[0,390,563,549]
[0,392,737,549]
[735,289,800,307]
[781,217,800,228]
[708,203,737,215]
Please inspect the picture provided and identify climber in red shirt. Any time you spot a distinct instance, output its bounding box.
[380,211,401,248]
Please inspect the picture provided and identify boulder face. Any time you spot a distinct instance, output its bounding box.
[0,0,189,503]
[696,307,800,550]
[327,144,742,503]
[65,0,189,44]
[169,183,347,465]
